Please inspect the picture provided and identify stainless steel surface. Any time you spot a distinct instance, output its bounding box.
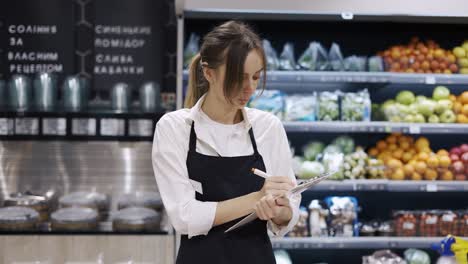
[139,82,160,113]
[0,141,158,211]
[63,76,88,111]
[111,83,131,112]
[176,16,184,109]
[0,80,6,108]
[33,72,57,111]
[8,74,32,111]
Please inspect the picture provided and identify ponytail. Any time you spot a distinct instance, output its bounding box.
[184,53,209,108]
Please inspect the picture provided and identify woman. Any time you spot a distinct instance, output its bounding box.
[152,21,301,264]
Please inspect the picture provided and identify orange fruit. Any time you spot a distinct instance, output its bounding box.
[415,137,430,151]
[449,94,457,102]
[424,169,438,180]
[453,101,463,114]
[415,161,427,174]
[393,149,404,160]
[408,159,418,166]
[391,168,405,180]
[460,91,468,104]
[462,104,468,116]
[386,135,398,144]
[388,144,398,151]
[438,155,451,168]
[387,158,403,169]
[456,114,468,124]
[403,164,415,176]
[402,152,413,163]
[400,141,411,151]
[377,140,387,151]
[420,147,432,154]
[427,155,440,168]
[417,152,430,162]
[368,147,379,157]
[440,170,454,181]
[411,172,423,181]
[436,149,449,156]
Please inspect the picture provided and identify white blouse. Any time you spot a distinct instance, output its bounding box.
[152,94,301,238]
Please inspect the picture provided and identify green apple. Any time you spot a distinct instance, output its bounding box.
[413,114,426,123]
[459,58,468,68]
[416,95,428,102]
[435,99,453,115]
[397,104,411,115]
[409,103,419,115]
[432,86,451,101]
[454,47,467,58]
[416,100,436,117]
[396,90,416,105]
[439,110,456,123]
[403,115,415,123]
[428,115,440,123]
[390,116,402,122]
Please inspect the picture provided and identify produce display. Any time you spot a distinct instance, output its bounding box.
[394,210,468,237]
[453,91,468,123]
[453,41,468,74]
[378,37,459,74]
[381,86,458,123]
[448,143,468,181]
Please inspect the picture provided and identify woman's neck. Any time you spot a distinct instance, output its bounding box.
[201,92,243,124]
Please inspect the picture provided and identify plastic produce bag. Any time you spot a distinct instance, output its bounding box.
[329,43,345,71]
[279,42,296,71]
[284,93,317,121]
[341,89,372,121]
[404,249,430,264]
[324,196,359,237]
[298,42,329,71]
[368,56,385,72]
[248,90,285,120]
[302,141,325,161]
[183,33,200,69]
[263,39,279,71]
[318,91,341,121]
[345,56,367,71]
[322,151,344,180]
[331,135,355,154]
[363,250,407,264]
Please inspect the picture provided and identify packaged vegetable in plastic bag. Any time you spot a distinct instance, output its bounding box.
[404,249,430,264]
[263,39,279,71]
[341,89,372,121]
[279,42,296,71]
[183,33,200,69]
[363,250,407,264]
[284,93,317,121]
[344,56,367,71]
[298,42,329,71]
[329,43,345,71]
[368,56,385,72]
[322,151,344,180]
[318,91,341,121]
[324,196,359,237]
[248,90,285,120]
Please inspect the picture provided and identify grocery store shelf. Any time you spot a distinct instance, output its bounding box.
[308,180,468,192]
[183,70,468,85]
[283,121,468,134]
[270,237,464,249]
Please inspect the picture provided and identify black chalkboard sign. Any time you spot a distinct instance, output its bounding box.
[93,0,163,98]
[0,0,75,81]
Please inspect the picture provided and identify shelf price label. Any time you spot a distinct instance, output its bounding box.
[409,125,421,134]
[15,118,39,135]
[72,118,96,136]
[42,118,66,135]
[0,118,14,135]
[100,118,125,136]
[426,183,438,192]
[128,119,153,137]
[425,76,436,85]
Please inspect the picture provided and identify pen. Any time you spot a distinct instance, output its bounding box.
[251,168,271,178]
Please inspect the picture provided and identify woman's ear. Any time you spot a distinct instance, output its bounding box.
[202,67,215,84]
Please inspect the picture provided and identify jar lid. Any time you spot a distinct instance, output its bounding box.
[113,207,160,225]
[51,207,98,223]
[59,191,108,210]
[117,192,162,210]
[0,206,39,223]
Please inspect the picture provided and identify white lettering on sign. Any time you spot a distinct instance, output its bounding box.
[94,38,145,48]
[8,25,57,34]
[95,54,134,64]
[10,64,63,73]
[95,25,151,35]
[8,52,58,61]
[94,65,144,75]
[9,37,23,46]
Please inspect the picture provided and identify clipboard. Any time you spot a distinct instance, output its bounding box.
[225,170,336,233]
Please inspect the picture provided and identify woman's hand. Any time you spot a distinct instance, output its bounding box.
[255,194,292,225]
[258,176,294,198]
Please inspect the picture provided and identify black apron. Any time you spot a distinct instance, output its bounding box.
[176,122,276,264]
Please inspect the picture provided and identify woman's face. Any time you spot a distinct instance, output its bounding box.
[208,49,264,109]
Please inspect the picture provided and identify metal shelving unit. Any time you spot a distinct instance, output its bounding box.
[270,237,463,249]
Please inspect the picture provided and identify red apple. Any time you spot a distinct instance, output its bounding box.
[450,147,462,156]
[460,144,468,154]
[450,154,460,162]
[452,161,465,174]
[462,152,468,164]
[455,174,467,181]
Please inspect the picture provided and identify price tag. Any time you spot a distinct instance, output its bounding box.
[409,125,421,134]
[15,118,39,135]
[426,183,438,192]
[425,76,436,84]
[100,118,125,136]
[0,118,14,135]
[72,118,96,136]
[42,118,66,135]
[129,119,153,136]
[403,222,415,230]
